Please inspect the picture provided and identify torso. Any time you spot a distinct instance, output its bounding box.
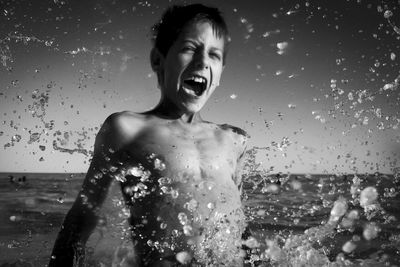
[112,112,247,265]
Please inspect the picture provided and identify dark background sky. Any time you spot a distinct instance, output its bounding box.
[0,0,399,174]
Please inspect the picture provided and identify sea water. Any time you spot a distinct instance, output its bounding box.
[0,167,399,266]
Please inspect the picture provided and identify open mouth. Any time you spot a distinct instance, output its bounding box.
[182,76,207,97]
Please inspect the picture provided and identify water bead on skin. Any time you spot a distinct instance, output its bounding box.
[158,177,171,186]
[183,225,194,236]
[170,189,179,199]
[184,199,199,212]
[153,158,166,171]
[207,202,215,210]
[178,212,188,225]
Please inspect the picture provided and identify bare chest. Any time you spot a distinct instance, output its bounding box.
[123,123,238,183]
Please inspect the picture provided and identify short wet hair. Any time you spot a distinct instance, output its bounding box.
[151,4,230,64]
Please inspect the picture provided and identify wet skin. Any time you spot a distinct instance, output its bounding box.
[115,112,247,265]
[49,22,248,266]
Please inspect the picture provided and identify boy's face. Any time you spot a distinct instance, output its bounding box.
[158,21,225,114]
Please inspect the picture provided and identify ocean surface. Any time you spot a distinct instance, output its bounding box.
[0,172,399,266]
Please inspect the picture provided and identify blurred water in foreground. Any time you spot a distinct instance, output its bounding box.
[0,172,399,266]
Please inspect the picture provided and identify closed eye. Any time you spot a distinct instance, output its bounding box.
[181,46,196,53]
[210,52,222,61]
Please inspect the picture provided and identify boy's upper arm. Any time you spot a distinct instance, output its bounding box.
[49,112,136,261]
[73,112,134,213]
[220,124,250,190]
[235,130,249,195]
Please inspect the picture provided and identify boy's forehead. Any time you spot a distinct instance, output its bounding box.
[180,21,225,45]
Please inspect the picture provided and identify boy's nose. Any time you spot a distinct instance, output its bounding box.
[194,53,209,69]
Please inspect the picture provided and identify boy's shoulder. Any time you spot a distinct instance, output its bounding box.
[218,123,250,140]
[97,111,147,148]
[103,111,146,132]
[216,123,250,154]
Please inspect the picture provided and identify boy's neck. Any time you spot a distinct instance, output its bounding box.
[147,101,203,124]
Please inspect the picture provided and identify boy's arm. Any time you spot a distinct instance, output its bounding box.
[49,114,127,267]
[235,130,250,198]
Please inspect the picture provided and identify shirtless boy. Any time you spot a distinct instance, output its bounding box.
[49,4,249,266]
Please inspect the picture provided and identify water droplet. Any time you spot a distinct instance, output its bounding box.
[262,183,280,194]
[170,189,179,199]
[276,42,289,55]
[158,177,171,186]
[362,116,369,125]
[230,94,237,99]
[347,92,354,100]
[183,225,194,236]
[243,237,260,248]
[109,166,117,172]
[175,251,192,265]
[329,197,347,222]
[383,10,393,19]
[11,134,21,142]
[28,132,40,144]
[360,186,378,208]
[184,199,199,212]
[127,166,143,177]
[172,229,179,237]
[363,222,380,240]
[9,215,21,222]
[342,241,357,253]
[257,209,266,216]
[11,80,19,86]
[178,212,188,225]
[382,83,394,90]
[154,158,166,171]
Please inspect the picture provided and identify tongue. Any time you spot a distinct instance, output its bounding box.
[184,80,203,96]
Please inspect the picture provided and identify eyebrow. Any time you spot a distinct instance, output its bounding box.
[181,39,223,52]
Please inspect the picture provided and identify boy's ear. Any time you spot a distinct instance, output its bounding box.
[150,48,164,72]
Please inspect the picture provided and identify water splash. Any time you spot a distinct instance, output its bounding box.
[0,32,56,69]
[276,41,289,55]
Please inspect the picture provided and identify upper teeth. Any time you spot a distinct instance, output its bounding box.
[189,76,206,84]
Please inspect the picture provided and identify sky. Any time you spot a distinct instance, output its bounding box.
[0,0,399,174]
